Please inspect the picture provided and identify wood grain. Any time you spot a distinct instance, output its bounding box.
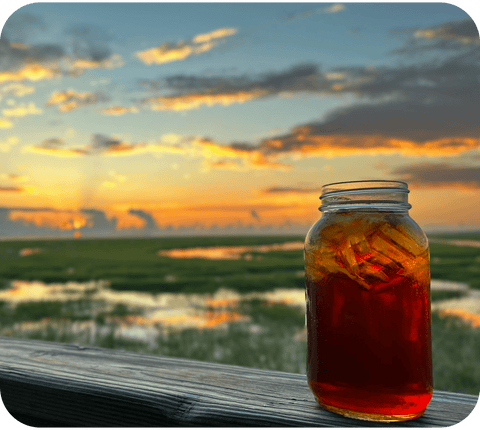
[0,337,477,427]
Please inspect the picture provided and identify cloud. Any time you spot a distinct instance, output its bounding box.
[283,3,345,21]
[192,28,237,44]
[2,102,42,117]
[46,90,110,112]
[23,137,88,157]
[9,209,92,230]
[25,131,292,170]
[135,27,237,65]
[390,18,480,56]
[0,206,160,236]
[0,118,13,129]
[0,136,18,151]
[108,170,126,183]
[201,159,244,171]
[98,105,139,115]
[144,90,267,112]
[103,208,152,230]
[0,33,64,83]
[250,209,260,222]
[90,134,163,156]
[215,19,480,160]
[261,186,322,194]
[101,170,127,188]
[414,19,480,45]
[322,4,345,14]
[1,11,46,43]
[191,137,291,170]
[0,186,23,193]
[24,133,186,158]
[64,24,112,61]
[141,64,324,111]
[128,209,157,231]
[0,17,123,84]
[67,54,124,76]
[390,162,480,190]
[135,18,479,117]
[1,173,28,182]
[0,83,35,97]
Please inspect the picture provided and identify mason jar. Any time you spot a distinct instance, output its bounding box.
[304,180,432,422]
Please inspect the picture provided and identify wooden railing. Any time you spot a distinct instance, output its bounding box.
[0,336,478,427]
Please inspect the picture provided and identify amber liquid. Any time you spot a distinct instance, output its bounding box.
[306,270,433,421]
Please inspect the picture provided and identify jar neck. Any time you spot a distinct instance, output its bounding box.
[319,180,411,213]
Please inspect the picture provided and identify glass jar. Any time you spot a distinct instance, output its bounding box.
[304,180,432,422]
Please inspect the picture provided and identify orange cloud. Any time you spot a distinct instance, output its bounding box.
[390,162,480,191]
[191,137,291,170]
[192,27,237,44]
[46,90,109,112]
[67,54,124,75]
[0,186,23,193]
[0,136,18,151]
[135,27,237,65]
[0,63,59,83]
[258,127,480,159]
[2,102,42,117]
[201,159,243,171]
[101,141,186,157]
[0,83,36,97]
[414,21,480,45]
[98,105,139,115]
[322,4,345,14]
[144,90,268,112]
[104,210,147,230]
[0,118,13,129]
[136,43,193,65]
[22,145,88,157]
[1,173,29,182]
[9,210,91,230]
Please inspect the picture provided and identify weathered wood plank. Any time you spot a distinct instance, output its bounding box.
[0,337,477,427]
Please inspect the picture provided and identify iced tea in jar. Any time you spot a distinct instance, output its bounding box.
[304,180,432,422]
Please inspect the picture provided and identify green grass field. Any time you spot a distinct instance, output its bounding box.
[0,233,479,395]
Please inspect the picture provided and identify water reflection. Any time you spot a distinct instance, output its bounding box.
[19,247,43,257]
[437,309,480,328]
[158,241,304,260]
[0,279,305,344]
[2,276,479,347]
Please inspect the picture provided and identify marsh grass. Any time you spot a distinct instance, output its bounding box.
[0,234,479,394]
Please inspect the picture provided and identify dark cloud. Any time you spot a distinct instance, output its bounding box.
[129,209,157,231]
[138,64,342,111]
[137,18,478,116]
[64,24,112,62]
[1,12,46,42]
[173,63,322,93]
[234,19,480,157]
[80,209,116,235]
[40,138,65,148]
[46,89,111,112]
[90,134,124,152]
[0,37,64,73]
[250,209,260,222]
[262,186,322,194]
[0,186,23,192]
[280,96,479,143]
[390,19,480,56]
[390,163,480,189]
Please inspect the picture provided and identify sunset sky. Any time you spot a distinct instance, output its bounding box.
[0,2,479,238]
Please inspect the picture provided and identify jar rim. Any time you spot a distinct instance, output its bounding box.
[321,180,409,199]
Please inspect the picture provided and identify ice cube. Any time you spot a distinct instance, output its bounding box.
[377,222,425,257]
[368,229,415,267]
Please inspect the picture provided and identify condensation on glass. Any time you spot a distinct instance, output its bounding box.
[304,180,432,422]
